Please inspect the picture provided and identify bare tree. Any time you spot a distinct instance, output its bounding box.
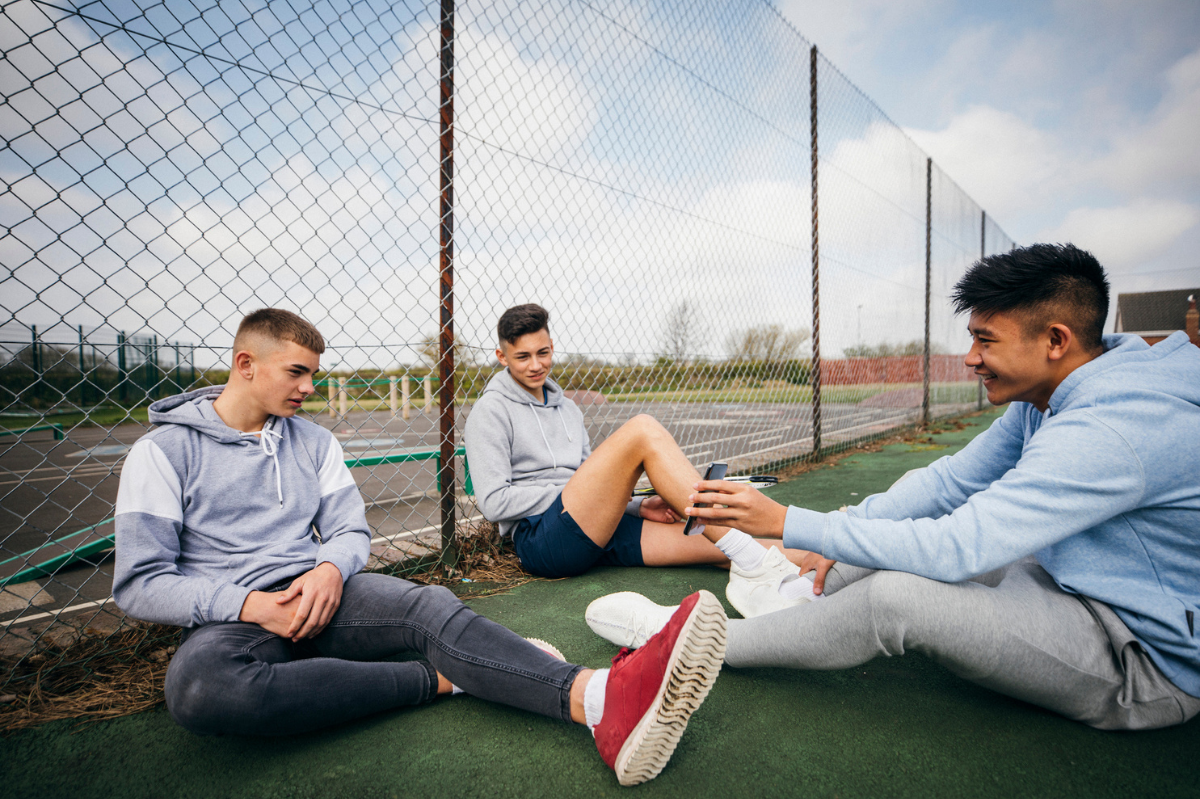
[659,300,699,363]
[419,332,478,369]
[724,324,810,361]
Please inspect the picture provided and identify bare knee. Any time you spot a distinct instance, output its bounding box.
[624,413,673,446]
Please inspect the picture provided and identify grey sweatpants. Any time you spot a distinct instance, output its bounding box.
[725,558,1200,730]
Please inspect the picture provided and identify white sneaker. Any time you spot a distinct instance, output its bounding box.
[585,592,678,649]
[726,546,812,618]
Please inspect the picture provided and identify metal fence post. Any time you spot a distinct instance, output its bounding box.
[809,44,822,455]
[922,158,932,426]
[438,0,458,566]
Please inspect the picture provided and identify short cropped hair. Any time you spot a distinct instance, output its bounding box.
[233,308,325,355]
[952,243,1110,351]
[497,303,550,346]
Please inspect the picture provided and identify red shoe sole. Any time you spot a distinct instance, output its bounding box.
[613,589,727,786]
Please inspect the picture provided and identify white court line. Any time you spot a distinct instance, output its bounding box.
[2,596,115,629]
[370,513,483,545]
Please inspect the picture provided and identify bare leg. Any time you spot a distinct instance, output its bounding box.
[561,414,732,547]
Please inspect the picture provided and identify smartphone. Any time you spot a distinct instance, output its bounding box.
[682,461,728,536]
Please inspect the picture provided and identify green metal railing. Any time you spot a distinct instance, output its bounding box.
[0,447,472,589]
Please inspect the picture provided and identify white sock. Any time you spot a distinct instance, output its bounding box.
[451,683,465,695]
[583,668,610,733]
[714,529,768,572]
[778,572,823,601]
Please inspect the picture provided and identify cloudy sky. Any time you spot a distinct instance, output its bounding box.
[778,0,1200,308]
[5,0,1196,371]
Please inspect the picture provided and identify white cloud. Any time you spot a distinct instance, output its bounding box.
[1093,47,1200,194]
[905,105,1067,223]
[1037,199,1200,271]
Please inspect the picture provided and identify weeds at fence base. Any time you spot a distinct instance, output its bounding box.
[0,622,180,734]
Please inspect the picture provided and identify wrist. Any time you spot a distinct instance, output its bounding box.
[238,591,266,624]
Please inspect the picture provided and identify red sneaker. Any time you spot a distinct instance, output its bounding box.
[593,589,727,786]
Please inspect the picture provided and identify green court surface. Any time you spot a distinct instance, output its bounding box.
[3,408,1197,798]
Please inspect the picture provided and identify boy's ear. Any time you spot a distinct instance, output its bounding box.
[233,349,256,380]
[1046,324,1073,361]
[495,344,508,366]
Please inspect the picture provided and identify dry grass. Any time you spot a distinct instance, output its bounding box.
[0,623,180,733]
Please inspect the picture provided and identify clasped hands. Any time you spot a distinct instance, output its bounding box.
[238,561,344,641]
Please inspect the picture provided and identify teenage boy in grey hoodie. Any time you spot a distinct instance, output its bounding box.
[587,244,1200,730]
[465,305,819,604]
[113,308,729,786]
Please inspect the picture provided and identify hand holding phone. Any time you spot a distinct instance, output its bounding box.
[682,461,728,536]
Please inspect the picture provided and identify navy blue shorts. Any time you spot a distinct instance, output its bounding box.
[511,493,645,578]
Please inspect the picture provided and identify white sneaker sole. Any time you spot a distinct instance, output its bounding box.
[612,589,727,787]
[524,638,565,661]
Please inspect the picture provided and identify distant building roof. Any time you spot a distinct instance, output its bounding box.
[1114,288,1200,335]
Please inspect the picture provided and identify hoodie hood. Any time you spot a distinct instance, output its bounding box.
[149,386,245,443]
[1050,332,1200,415]
[149,385,285,504]
[480,369,566,408]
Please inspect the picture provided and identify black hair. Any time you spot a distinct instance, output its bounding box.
[497,303,550,346]
[951,243,1110,351]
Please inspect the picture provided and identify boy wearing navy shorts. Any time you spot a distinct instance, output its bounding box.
[465,304,814,600]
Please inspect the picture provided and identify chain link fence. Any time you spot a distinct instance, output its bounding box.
[1,0,1014,690]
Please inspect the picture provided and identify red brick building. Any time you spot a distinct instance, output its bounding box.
[1113,288,1200,347]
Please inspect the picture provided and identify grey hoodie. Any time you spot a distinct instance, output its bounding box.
[464,370,641,535]
[113,386,369,628]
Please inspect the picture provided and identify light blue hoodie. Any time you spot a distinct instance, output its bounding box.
[113,387,369,628]
[783,332,1200,696]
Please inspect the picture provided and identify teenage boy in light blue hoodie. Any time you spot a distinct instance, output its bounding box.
[113,308,729,787]
[587,244,1200,730]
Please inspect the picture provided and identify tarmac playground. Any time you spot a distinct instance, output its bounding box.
[2,408,1196,798]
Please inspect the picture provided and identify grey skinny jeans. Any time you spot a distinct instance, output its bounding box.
[164,572,583,735]
[725,558,1200,730]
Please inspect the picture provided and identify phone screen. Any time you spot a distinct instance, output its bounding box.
[682,461,728,536]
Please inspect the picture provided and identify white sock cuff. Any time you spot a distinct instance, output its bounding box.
[715,529,768,572]
[583,668,610,732]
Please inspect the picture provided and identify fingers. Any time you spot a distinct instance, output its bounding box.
[286,591,315,639]
[810,559,836,595]
[297,594,341,640]
[276,580,304,604]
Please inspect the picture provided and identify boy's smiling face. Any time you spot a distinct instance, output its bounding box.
[496,329,554,401]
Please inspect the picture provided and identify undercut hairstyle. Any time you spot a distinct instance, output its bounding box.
[951,243,1110,352]
[233,308,325,356]
[497,303,550,346]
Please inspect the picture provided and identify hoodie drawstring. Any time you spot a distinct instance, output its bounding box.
[557,405,572,442]
[242,424,284,507]
[528,405,557,469]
